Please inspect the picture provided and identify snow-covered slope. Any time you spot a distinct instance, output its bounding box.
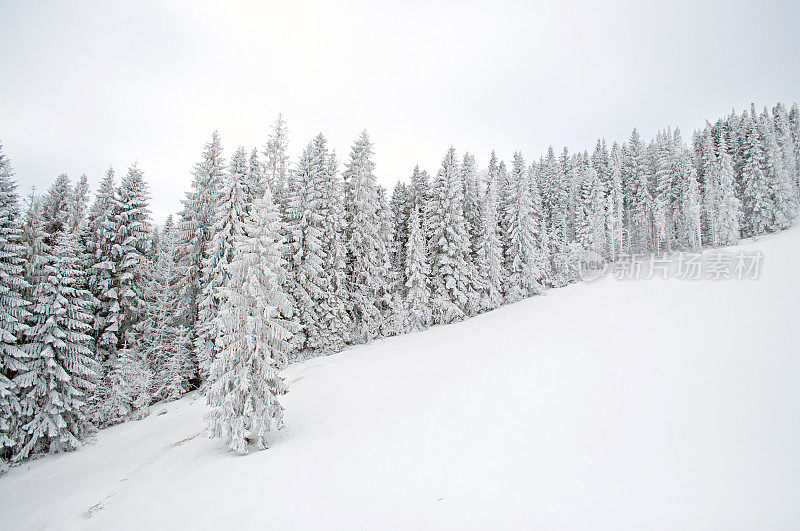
[2,228,800,530]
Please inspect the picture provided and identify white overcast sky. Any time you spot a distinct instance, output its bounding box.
[2,0,799,221]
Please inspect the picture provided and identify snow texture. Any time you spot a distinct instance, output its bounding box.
[1,226,799,529]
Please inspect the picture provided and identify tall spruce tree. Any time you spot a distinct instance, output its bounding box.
[177,131,225,378]
[475,152,504,310]
[428,148,472,324]
[503,152,543,302]
[101,164,153,425]
[403,204,431,331]
[15,230,96,461]
[207,187,291,454]
[264,114,290,205]
[196,147,250,380]
[740,112,773,237]
[343,131,385,343]
[285,135,346,355]
[0,148,30,465]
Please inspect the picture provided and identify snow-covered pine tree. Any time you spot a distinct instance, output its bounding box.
[0,147,30,466]
[475,152,504,310]
[740,112,773,237]
[714,135,740,246]
[542,147,571,286]
[652,129,675,251]
[41,174,72,239]
[529,162,552,286]
[409,165,431,235]
[674,137,703,251]
[343,131,385,343]
[390,181,410,291]
[576,164,606,256]
[789,103,800,190]
[264,114,290,204]
[145,216,190,401]
[206,186,292,454]
[497,159,512,265]
[622,129,654,254]
[285,135,344,355]
[101,164,153,425]
[503,152,543,302]
[699,128,720,245]
[592,138,610,194]
[759,107,797,230]
[20,189,48,295]
[428,147,472,324]
[772,103,798,198]
[376,185,404,337]
[318,147,350,349]
[84,168,120,424]
[461,152,483,316]
[248,147,266,202]
[196,147,250,380]
[176,131,225,377]
[605,142,625,261]
[403,201,431,331]
[14,230,96,461]
[68,174,90,235]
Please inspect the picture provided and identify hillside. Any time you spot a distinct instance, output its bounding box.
[1,227,799,530]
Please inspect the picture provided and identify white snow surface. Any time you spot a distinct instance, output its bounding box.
[2,228,800,530]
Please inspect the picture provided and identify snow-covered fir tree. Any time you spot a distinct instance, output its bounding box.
[740,112,773,237]
[623,129,655,254]
[759,107,797,230]
[41,174,72,238]
[264,114,290,204]
[19,189,48,295]
[772,103,798,198]
[403,203,431,331]
[475,152,504,310]
[674,134,703,251]
[390,181,410,289]
[84,168,120,424]
[717,136,741,246]
[101,164,152,425]
[460,152,483,316]
[248,147,266,202]
[542,147,571,286]
[343,131,385,343]
[702,132,740,248]
[503,152,543,302]
[652,129,675,251]
[285,135,346,355]
[15,230,96,461]
[317,147,351,350]
[576,164,606,256]
[0,148,30,466]
[68,174,90,235]
[376,185,404,337]
[428,147,472,324]
[207,187,291,454]
[196,147,250,380]
[176,131,225,377]
[605,143,625,261]
[145,216,190,401]
[789,103,800,189]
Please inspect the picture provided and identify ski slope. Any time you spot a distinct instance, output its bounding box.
[2,228,800,530]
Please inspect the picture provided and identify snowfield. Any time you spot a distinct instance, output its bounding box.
[2,228,800,530]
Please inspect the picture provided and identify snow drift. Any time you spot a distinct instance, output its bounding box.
[1,227,799,530]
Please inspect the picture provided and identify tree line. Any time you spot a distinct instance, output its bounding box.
[1,103,798,461]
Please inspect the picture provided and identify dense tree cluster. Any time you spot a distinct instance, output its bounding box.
[1,102,798,463]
